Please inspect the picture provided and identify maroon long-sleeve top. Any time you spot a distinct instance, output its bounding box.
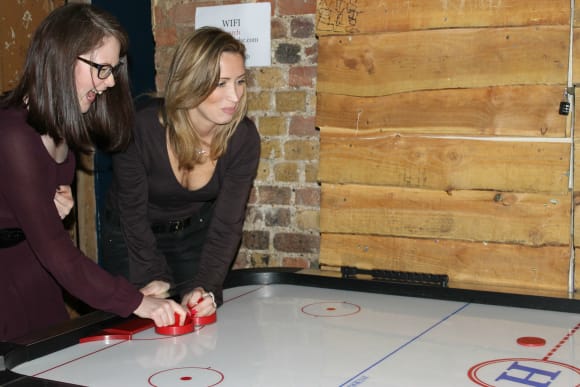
[0,107,142,342]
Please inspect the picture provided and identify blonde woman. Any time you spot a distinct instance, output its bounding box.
[102,27,260,316]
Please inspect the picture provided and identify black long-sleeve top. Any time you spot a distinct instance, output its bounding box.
[106,99,260,300]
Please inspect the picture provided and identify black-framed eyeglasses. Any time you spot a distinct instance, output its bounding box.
[77,56,123,80]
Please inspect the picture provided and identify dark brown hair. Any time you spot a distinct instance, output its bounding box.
[0,3,133,153]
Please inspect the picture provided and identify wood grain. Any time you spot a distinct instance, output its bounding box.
[316,85,569,137]
[320,183,570,246]
[317,27,573,96]
[320,233,571,292]
[316,0,570,35]
[319,134,571,194]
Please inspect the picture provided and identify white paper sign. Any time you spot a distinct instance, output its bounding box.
[195,3,271,67]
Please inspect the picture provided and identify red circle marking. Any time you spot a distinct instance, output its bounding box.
[517,336,546,347]
[301,301,361,317]
[148,367,224,386]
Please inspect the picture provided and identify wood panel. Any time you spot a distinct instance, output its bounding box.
[315,1,576,294]
[317,27,573,97]
[572,102,580,248]
[317,0,570,35]
[76,154,97,262]
[320,184,570,246]
[316,85,569,137]
[320,233,571,292]
[319,134,570,194]
[0,0,64,93]
[576,248,580,291]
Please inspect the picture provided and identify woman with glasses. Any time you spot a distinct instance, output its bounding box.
[0,3,187,342]
[101,27,260,316]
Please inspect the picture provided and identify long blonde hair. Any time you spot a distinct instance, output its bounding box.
[161,27,247,170]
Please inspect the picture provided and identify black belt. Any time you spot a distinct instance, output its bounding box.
[150,201,214,234]
[0,228,26,248]
[151,217,192,233]
[105,201,214,234]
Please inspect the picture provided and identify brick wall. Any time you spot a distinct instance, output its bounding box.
[152,0,320,269]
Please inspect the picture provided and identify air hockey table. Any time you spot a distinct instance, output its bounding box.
[1,268,579,386]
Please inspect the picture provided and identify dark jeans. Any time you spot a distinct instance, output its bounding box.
[100,204,213,287]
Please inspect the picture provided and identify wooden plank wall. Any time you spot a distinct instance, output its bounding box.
[0,0,64,92]
[315,0,579,294]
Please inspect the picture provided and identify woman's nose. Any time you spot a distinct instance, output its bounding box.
[228,84,242,102]
[103,72,116,88]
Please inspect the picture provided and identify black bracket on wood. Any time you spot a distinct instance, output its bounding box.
[340,266,449,288]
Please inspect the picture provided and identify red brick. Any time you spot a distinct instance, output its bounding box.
[282,257,310,268]
[273,232,320,253]
[153,27,177,47]
[290,16,314,38]
[258,186,292,205]
[295,187,320,206]
[271,17,287,39]
[154,7,167,27]
[169,3,198,25]
[289,115,316,136]
[242,230,270,250]
[289,66,317,87]
[277,0,316,16]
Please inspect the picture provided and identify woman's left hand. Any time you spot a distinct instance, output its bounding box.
[54,185,74,219]
[182,287,217,317]
[140,280,171,298]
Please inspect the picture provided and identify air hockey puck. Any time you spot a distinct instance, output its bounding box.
[192,311,217,326]
[516,336,546,347]
[155,313,195,336]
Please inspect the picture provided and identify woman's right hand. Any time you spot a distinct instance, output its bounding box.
[133,295,188,326]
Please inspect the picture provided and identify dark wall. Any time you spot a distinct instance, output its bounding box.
[91,0,156,262]
[92,0,156,97]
